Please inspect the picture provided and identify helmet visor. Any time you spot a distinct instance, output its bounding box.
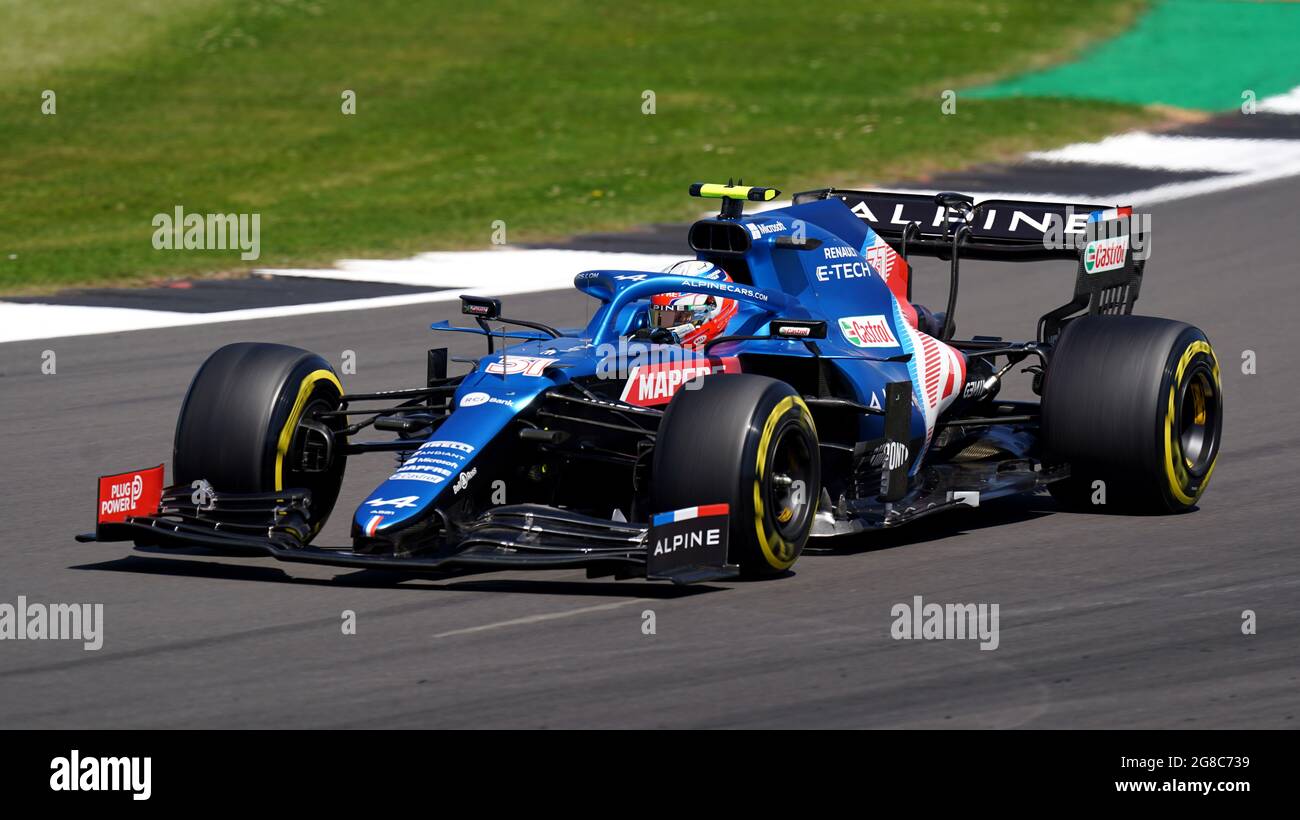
[651,305,694,328]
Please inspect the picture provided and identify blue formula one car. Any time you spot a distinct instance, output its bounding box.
[79,183,1223,584]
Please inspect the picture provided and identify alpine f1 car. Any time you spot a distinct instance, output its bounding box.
[79,182,1223,584]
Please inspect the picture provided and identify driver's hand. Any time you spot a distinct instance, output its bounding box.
[630,326,678,344]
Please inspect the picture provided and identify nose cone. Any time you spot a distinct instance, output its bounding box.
[352,403,514,543]
[350,354,563,546]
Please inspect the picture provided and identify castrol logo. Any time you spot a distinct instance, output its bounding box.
[1084,235,1128,274]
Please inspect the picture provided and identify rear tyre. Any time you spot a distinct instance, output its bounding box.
[653,374,820,577]
[173,342,347,538]
[1042,315,1222,513]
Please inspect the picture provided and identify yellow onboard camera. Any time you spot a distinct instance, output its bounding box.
[689,180,780,218]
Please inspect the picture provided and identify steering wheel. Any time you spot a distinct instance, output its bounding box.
[629,326,678,345]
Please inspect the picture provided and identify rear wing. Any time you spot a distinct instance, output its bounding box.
[793,188,1145,261]
[793,188,1148,342]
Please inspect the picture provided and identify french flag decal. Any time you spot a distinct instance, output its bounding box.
[647,503,732,579]
[652,503,730,527]
[1088,206,1132,223]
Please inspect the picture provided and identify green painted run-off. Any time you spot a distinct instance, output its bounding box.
[967,0,1300,111]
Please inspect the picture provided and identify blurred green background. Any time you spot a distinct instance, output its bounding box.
[0,0,1157,293]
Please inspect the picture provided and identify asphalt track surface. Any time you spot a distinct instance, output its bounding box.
[1,178,1297,729]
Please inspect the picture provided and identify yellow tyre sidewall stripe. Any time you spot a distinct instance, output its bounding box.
[752,395,816,571]
[1163,340,1219,507]
[274,368,343,492]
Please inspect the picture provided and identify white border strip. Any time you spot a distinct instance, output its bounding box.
[0,249,683,343]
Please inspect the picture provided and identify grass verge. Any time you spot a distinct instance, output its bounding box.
[0,0,1157,294]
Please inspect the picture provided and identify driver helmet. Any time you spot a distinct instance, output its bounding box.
[648,260,738,347]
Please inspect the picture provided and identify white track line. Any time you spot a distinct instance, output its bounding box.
[758,140,1300,212]
[0,290,484,344]
[265,247,684,289]
[1259,86,1300,115]
[886,156,1300,207]
[0,249,682,344]
[0,303,194,345]
[877,130,1300,208]
[430,599,641,639]
[1027,132,1300,174]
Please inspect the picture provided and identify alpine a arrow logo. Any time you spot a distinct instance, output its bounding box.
[366,496,421,509]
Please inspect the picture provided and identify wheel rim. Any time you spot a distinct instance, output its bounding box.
[284,393,347,525]
[1176,365,1219,476]
[765,422,814,541]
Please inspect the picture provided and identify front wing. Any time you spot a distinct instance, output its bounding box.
[77,485,739,585]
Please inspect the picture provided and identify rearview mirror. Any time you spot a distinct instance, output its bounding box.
[769,319,827,339]
[460,294,502,319]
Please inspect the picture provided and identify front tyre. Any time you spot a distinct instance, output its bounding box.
[653,374,820,577]
[1042,315,1222,513]
[173,342,347,538]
